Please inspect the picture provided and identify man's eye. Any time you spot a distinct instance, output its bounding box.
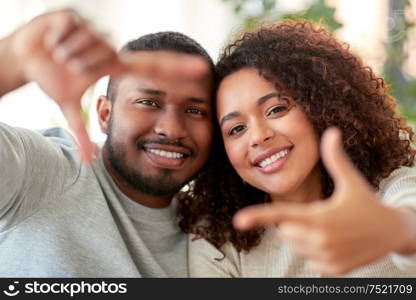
[267,105,288,117]
[187,108,205,115]
[136,99,158,107]
[229,125,245,136]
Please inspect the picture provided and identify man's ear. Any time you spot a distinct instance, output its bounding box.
[97,95,112,134]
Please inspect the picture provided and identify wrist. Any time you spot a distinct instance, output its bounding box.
[7,31,27,84]
[0,33,27,96]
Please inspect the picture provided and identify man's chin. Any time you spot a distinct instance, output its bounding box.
[121,168,186,196]
[131,179,184,196]
[105,137,189,196]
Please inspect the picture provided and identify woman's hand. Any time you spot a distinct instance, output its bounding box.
[233,127,416,275]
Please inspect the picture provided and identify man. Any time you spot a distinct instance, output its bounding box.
[0,10,214,277]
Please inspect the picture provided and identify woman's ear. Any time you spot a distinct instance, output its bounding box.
[96,95,112,134]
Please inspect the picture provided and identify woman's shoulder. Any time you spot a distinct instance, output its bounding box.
[188,233,242,277]
[188,233,239,261]
[188,227,319,277]
[378,165,416,206]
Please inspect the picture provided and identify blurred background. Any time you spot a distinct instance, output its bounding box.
[0,0,415,142]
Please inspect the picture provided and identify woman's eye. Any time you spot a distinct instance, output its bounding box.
[267,105,288,116]
[136,99,158,107]
[229,125,245,136]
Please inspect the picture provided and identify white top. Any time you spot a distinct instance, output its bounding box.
[188,166,416,277]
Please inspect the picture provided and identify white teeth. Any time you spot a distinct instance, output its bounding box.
[148,149,184,159]
[258,149,290,168]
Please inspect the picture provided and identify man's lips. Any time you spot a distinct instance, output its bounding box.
[142,143,192,157]
[142,144,192,169]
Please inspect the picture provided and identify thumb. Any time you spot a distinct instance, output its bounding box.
[60,102,95,163]
[320,127,359,190]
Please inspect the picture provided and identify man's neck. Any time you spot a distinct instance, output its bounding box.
[102,153,172,209]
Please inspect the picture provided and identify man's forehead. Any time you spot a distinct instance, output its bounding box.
[116,74,212,101]
[117,74,156,90]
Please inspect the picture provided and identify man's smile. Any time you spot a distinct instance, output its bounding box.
[143,144,191,169]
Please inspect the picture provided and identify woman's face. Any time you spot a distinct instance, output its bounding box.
[216,68,322,202]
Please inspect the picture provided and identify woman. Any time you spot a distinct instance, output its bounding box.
[177,21,416,277]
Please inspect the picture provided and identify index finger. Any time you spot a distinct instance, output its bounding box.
[233,202,314,231]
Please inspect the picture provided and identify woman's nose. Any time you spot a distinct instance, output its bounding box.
[249,121,274,147]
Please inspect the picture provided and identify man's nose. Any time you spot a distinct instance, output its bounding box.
[153,110,187,141]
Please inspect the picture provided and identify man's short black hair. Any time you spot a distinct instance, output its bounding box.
[106,31,214,101]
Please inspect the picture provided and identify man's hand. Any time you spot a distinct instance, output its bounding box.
[233,127,414,275]
[11,10,120,161]
[9,10,210,162]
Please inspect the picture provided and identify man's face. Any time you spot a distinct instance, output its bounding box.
[101,68,213,198]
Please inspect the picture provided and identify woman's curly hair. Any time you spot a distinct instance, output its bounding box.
[177,20,416,252]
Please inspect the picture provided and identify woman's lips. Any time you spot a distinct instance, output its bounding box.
[255,147,292,174]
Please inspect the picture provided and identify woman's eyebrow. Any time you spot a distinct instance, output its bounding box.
[256,92,280,106]
[220,92,283,127]
[219,111,241,128]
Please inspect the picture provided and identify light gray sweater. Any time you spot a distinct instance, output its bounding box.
[0,123,187,277]
[188,166,416,277]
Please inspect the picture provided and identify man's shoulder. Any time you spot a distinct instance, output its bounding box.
[0,122,78,150]
[38,127,79,151]
[0,122,85,175]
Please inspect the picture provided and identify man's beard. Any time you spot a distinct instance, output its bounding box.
[104,122,188,197]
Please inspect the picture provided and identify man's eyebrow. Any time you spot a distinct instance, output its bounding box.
[219,111,241,128]
[256,92,280,106]
[136,89,208,104]
[187,97,209,104]
[137,88,166,96]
